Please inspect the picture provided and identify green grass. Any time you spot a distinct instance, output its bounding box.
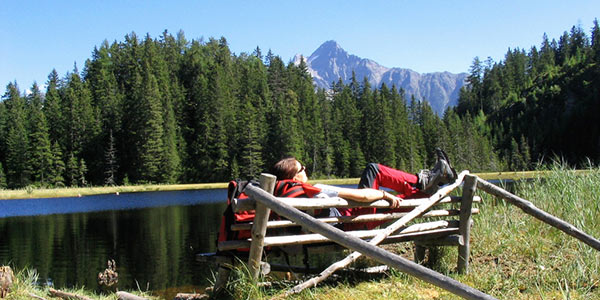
[222,163,600,299]
[3,268,158,300]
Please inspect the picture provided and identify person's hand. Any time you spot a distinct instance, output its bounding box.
[382,191,401,208]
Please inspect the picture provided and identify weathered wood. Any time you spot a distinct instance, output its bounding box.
[233,194,480,212]
[48,288,93,300]
[458,174,477,273]
[476,177,600,252]
[414,233,463,246]
[219,220,458,251]
[28,293,48,300]
[268,262,390,275]
[414,244,426,263]
[245,173,495,300]
[212,256,233,295]
[230,208,480,231]
[384,227,460,244]
[285,171,470,296]
[116,291,149,300]
[173,293,209,300]
[247,173,277,281]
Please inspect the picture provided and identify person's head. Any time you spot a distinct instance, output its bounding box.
[271,157,307,182]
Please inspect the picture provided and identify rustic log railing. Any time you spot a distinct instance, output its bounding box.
[210,171,600,299]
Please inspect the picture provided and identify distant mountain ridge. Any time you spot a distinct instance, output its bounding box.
[294,40,467,115]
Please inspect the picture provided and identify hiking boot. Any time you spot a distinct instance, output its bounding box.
[417,148,457,194]
[434,148,457,184]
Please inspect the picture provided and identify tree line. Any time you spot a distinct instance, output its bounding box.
[457,20,600,170]
[1,20,598,189]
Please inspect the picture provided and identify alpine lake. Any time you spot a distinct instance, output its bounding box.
[0,189,228,299]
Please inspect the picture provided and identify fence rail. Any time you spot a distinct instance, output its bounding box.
[212,170,600,299]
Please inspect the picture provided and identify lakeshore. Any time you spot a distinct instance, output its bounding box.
[2,170,590,200]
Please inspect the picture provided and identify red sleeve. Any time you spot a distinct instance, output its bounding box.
[300,182,322,198]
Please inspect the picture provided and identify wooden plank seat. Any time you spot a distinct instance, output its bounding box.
[204,171,486,298]
[217,175,479,271]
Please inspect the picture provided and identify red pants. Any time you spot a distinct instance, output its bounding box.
[343,163,427,230]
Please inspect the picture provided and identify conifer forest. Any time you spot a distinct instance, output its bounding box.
[1,20,599,189]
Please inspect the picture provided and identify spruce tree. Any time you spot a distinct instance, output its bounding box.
[3,82,30,188]
[27,83,53,186]
[145,35,182,183]
[50,141,65,187]
[66,152,79,186]
[0,162,6,188]
[390,86,412,170]
[104,129,118,186]
[61,68,100,183]
[44,70,65,148]
[238,101,263,178]
[78,159,88,186]
[591,19,600,63]
[138,64,165,183]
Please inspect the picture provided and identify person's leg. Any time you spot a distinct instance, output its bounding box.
[345,163,423,230]
[358,163,424,199]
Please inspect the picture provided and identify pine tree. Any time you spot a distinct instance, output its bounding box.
[44,70,65,151]
[264,54,291,164]
[61,67,100,183]
[289,58,325,174]
[78,159,88,186]
[509,138,524,171]
[85,42,124,176]
[0,162,6,189]
[0,89,7,168]
[519,135,531,170]
[591,19,600,63]
[137,63,165,183]
[3,82,30,187]
[143,34,182,183]
[27,83,53,186]
[238,101,263,178]
[389,85,412,170]
[419,100,444,166]
[50,141,65,187]
[104,129,118,186]
[66,152,79,187]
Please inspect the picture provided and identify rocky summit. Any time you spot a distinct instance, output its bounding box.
[294,40,467,115]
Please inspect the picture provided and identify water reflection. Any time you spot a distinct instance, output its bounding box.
[0,190,228,297]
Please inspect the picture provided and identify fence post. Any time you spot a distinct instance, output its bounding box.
[247,173,277,281]
[244,183,497,300]
[458,174,476,273]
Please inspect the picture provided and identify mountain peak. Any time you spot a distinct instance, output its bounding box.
[313,40,347,57]
[318,40,342,50]
[296,41,467,115]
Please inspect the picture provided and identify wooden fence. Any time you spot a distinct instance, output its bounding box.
[210,171,600,300]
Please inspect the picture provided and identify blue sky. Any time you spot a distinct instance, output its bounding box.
[1,1,599,92]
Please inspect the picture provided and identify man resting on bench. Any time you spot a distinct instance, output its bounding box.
[269,148,457,230]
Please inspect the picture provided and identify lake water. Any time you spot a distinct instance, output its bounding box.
[0,190,229,298]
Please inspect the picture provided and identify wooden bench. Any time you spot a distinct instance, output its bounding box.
[212,171,480,295]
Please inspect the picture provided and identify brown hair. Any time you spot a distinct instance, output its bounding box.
[270,157,299,180]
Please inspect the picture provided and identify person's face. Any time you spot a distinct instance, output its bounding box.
[292,160,308,182]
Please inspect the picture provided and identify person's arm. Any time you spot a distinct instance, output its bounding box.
[332,187,402,208]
